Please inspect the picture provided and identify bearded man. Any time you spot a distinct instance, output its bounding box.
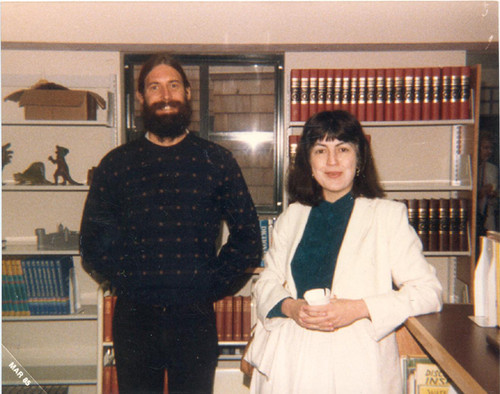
[80,54,262,394]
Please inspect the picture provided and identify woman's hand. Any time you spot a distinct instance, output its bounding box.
[282,297,370,332]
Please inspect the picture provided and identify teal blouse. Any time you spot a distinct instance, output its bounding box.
[267,193,354,318]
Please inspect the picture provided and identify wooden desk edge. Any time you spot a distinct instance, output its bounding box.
[405,316,487,394]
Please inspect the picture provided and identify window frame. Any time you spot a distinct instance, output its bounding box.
[122,53,284,215]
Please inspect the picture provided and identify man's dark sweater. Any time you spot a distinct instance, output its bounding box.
[80,133,262,306]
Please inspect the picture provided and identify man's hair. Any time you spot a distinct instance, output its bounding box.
[287,110,385,206]
[137,54,191,96]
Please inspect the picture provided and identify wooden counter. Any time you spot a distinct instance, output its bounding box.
[405,304,499,394]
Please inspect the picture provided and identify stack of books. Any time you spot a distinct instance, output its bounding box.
[402,356,459,394]
[290,66,471,122]
[398,198,468,252]
[2,256,78,316]
[214,295,252,342]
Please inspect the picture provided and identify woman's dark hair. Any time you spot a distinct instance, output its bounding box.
[137,54,191,96]
[287,110,385,206]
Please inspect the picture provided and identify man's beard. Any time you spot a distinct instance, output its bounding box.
[142,99,192,140]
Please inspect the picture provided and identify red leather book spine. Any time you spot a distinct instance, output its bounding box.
[404,68,414,121]
[317,69,326,113]
[413,68,423,121]
[111,366,118,394]
[384,68,395,121]
[223,295,233,341]
[103,295,115,343]
[428,198,440,251]
[450,66,461,119]
[333,69,342,111]
[365,69,376,121]
[290,69,301,122]
[431,67,442,120]
[459,198,469,252]
[300,69,310,122]
[214,299,225,341]
[394,68,405,121]
[417,198,429,251]
[422,67,432,120]
[441,66,452,120]
[449,198,461,251]
[357,69,367,121]
[325,69,334,111]
[375,68,385,121]
[349,68,359,117]
[103,366,112,394]
[407,199,419,235]
[439,198,450,251]
[459,66,471,119]
[242,296,252,341]
[232,295,242,341]
[341,69,351,111]
[309,68,318,117]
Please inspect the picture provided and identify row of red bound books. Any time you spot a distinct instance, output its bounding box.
[290,66,472,122]
[397,198,469,252]
[214,295,252,342]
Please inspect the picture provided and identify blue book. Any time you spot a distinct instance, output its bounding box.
[53,257,73,314]
[21,259,39,315]
[20,259,33,315]
[260,219,269,267]
[2,259,13,316]
[32,259,47,315]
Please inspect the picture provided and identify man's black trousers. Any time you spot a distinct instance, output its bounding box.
[112,296,219,394]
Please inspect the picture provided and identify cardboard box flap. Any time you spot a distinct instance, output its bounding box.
[17,90,106,109]
[3,79,69,103]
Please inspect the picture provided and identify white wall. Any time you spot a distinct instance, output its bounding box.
[1,1,497,49]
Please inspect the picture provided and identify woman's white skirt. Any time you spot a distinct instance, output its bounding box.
[248,318,401,394]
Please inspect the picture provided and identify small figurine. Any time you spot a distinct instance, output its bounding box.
[35,224,80,250]
[2,143,13,170]
[14,162,52,185]
[2,142,14,185]
[48,145,82,185]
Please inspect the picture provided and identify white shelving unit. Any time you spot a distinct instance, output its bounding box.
[286,64,481,305]
[2,73,118,392]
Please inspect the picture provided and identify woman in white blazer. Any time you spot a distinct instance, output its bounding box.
[248,110,443,394]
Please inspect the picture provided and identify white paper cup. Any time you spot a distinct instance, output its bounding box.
[304,288,331,305]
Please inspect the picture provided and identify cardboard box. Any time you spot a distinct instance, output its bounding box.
[4,81,106,121]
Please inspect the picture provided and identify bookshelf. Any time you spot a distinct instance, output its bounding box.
[286,58,481,305]
[284,55,481,391]
[2,68,119,392]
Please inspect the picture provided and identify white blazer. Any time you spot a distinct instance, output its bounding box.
[250,197,443,393]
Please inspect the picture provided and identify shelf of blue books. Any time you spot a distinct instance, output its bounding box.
[1,253,88,319]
